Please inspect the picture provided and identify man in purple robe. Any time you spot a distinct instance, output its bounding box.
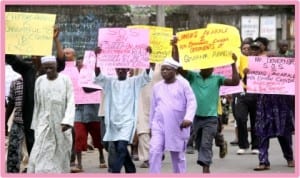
[149,58,197,173]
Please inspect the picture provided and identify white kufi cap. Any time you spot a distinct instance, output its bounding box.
[162,57,181,69]
[41,56,56,64]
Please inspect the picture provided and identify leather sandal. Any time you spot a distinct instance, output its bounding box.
[99,163,108,168]
[253,164,270,171]
[70,166,84,173]
[287,160,295,167]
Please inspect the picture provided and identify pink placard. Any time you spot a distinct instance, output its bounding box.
[61,61,101,104]
[213,64,244,95]
[78,51,103,89]
[99,64,117,77]
[247,56,295,95]
[97,28,150,68]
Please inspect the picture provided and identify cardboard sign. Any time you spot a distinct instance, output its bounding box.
[177,23,241,70]
[5,12,56,56]
[247,56,295,95]
[79,51,102,89]
[128,25,173,63]
[213,65,244,95]
[61,61,101,104]
[97,28,150,68]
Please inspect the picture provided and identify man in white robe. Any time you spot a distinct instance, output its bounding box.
[27,56,75,173]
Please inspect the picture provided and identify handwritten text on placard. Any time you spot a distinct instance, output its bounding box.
[97,28,149,68]
[79,51,102,89]
[128,25,173,63]
[177,24,241,70]
[247,56,295,95]
[5,12,56,56]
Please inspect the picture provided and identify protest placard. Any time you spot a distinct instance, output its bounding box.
[177,23,241,70]
[213,65,244,95]
[61,61,101,104]
[97,28,149,68]
[128,25,173,63]
[247,56,295,95]
[5,12,56,56]
[79,51,103,89]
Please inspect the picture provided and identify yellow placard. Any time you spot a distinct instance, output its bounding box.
[5,12,56,56]
[177,24,241,69]
[128,25,173,63]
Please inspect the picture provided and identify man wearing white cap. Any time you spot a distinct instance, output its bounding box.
[149,57,197,173]
[93,47,152,173]
[27,56,75,173]
[4,27,66,161]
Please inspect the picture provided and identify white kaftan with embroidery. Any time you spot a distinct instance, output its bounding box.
[27,74,75,173]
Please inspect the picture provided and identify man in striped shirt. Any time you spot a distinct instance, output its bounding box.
[6,77,26,173]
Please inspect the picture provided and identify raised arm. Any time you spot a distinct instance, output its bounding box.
[223,53,240,86]
[53,26,66,72]
[170,36,188,77]
[94,47,101,76]
[53,26,64,60]
[145,46,154,74]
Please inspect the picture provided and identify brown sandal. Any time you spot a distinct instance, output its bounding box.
[70,166,84,173]
[287,160,295,167]
[253,164,270,171]
[99,163,108,168]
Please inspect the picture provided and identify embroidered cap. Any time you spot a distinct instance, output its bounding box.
[41,56,56,64]
[162,57,181,69]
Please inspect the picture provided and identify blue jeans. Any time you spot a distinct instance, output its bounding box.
[111,140,136,173]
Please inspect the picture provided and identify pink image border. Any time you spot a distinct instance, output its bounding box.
[0,0,298,178]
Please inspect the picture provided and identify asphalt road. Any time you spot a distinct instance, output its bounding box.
[79,116,296,175]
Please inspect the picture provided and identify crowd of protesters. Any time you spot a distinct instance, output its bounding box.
[5,24,295,174]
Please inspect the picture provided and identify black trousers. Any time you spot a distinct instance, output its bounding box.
[235,93,259,149]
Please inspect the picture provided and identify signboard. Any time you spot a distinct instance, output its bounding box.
[79,51,102,89]
[241,16,259,40]
[213,65,244,95]
[5,12,56,56]
[61,61,101,104]
[247,56,295,95]
[260,16,276,40]
[177,23,241,69]
[97,28,150,68]
[128,25,173,63]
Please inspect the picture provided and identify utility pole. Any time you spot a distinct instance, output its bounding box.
[156,5,165,26]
